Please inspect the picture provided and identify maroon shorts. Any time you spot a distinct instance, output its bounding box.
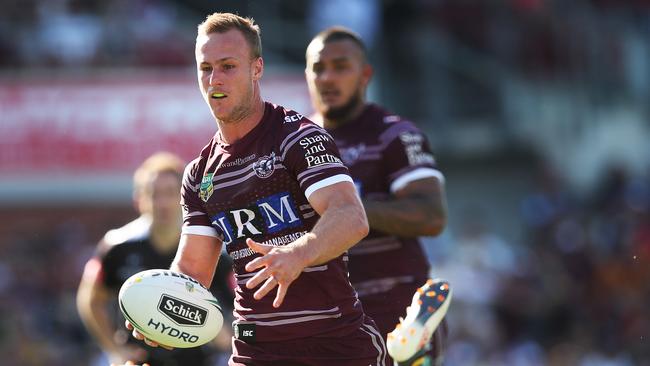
[360,283,448,365]
[229,315,387,366]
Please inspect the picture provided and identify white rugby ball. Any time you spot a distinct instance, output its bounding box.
[118,269,224,348]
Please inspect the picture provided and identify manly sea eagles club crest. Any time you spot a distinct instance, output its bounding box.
[253,152,276,178]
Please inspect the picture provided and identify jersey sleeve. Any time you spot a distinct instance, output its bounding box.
[380,122,445,193]
[91,240,118,289]
[280,121,352,200]
[180,158,222,239]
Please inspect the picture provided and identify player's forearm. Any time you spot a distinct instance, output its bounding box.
[170,234,222,288]
[298,201,369,266]
[77,291,121,355]
[363,195,446,237]
[171,258,218,289]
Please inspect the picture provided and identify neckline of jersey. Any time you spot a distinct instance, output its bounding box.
[216,102,272,152]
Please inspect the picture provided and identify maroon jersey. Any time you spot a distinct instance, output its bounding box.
[324,104,444,313]
[181,102,365,343]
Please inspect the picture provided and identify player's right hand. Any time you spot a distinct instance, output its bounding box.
[125,320,174,350]
[244,238,307,308]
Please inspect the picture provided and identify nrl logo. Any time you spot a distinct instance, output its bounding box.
[253,152,276,179]
[199,172,214,202]
[185,281,195,293]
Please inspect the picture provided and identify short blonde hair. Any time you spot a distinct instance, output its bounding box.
[197,12,262,59]
[133,152,185,195]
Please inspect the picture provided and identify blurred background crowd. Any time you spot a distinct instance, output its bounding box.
[1,0,649,365]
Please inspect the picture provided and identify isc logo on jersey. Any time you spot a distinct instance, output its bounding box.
[284,113,304,123]
[211,191,302,246]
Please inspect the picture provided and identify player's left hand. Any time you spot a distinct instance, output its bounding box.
[244,238,307,308]
[125,320,174,351]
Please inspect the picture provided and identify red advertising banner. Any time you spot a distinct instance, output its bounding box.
[0,72,310,175]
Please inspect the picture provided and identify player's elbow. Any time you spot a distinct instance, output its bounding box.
[351,205,370,241]
[76,281,92,312]
[420,199,447,236]
[357,217,370,240]
[76,284,102,322]
[423,215,446,236]
[75,288,90,318]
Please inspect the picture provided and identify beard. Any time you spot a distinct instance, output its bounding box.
[322,90,364,125]
[221,84,255,124]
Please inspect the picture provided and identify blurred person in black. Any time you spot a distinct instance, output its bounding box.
[305,27,451,366]
[76,152,234,366]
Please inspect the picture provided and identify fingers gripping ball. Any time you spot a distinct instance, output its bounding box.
[118,269,224,348]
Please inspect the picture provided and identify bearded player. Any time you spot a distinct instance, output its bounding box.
[306,27,452,366]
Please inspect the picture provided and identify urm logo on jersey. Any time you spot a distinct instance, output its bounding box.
[210,191,302,246]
